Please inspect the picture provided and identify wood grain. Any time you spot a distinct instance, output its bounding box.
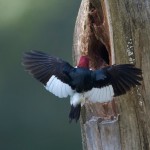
[73,0,150,149]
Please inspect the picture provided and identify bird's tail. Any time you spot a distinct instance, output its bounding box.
[69,105,81,123]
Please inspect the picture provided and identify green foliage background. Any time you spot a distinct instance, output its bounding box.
[0,0,82,149]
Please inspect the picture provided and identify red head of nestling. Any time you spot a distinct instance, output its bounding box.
[77,56,89,68]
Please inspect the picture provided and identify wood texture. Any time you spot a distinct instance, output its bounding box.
[73,0,150,149]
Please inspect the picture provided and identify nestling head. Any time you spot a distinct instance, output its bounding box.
[77,56,89,68]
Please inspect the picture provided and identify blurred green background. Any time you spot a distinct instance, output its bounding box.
[0,0,82,149]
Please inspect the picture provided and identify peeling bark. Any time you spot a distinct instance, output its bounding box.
[73,0,150,150]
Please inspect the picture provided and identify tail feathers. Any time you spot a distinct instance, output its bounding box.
[111,64,143,96]
[69,105,81,123]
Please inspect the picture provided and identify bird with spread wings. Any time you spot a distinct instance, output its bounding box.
[22,50,142,122]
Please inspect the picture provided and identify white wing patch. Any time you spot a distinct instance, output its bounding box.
[85,85,114,103]
[45,75,73,98]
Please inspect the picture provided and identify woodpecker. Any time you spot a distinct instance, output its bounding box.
[22,50,143,122]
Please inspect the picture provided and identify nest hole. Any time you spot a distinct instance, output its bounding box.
[88,35,110,69]
[88,2,111,69]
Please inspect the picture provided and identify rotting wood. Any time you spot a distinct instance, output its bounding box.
[73,0,150,150]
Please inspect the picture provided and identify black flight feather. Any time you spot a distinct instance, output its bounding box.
[93,64,142,96]
[22,50,73,85]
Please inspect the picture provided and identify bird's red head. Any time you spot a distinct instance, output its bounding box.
[77,56,89,68]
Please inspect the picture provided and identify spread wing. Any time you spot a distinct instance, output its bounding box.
[22,50,74,98]
[85,64,142,102]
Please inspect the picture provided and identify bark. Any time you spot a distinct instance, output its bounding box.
[73,0,150,150]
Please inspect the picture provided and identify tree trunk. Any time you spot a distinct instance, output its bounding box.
[73,0,150,150]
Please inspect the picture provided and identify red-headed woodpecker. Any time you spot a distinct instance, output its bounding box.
[22,50,143,122]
